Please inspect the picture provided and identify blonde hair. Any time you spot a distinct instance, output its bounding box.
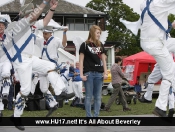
[86,25,102,47]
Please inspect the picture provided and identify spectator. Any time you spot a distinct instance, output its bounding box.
[79,25,108,117]
[104,57,131,112]
[69,62,83,103]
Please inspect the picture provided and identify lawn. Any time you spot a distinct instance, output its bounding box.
[3,95,158,117]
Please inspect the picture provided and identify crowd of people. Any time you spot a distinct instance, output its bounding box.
[1,0,175,131]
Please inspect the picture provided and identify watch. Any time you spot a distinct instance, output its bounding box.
[50,9,55,12]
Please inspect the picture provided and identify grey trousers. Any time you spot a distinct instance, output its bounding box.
[105,83,128,109]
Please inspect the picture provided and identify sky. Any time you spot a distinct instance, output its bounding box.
[65,0,175,15]
[123,0,142,14]
[65,0,143,14]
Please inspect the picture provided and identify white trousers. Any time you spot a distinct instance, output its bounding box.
[0,101,4,111]
[31,73,66,96]
[144,69,175,109]
[39,73,65,96]
[0,60,12,95]
[31,73,39,95]
[72,81,83,99]
[144,64,162,101]
[0,60,12,111]
[144,38,175,108]
[31,73,57,108]
[13,55,65,96]
[141,40,174,111]
[13,55,64,117]
[169,92,175,109]
[61,74,71,93]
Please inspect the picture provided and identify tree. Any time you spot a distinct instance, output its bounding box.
[86,0,142,56]
[168,14,175,38]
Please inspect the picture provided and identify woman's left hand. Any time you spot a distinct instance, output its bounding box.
[81,75,88,81]
[103,73,108,80]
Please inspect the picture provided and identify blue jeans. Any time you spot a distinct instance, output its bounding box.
[83,71,103,117]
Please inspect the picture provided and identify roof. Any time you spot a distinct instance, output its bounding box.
[0,0,21,12]
[0,0,105,15]
[123,51,156,66]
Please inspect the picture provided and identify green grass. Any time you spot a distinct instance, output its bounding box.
[3,95,157,117]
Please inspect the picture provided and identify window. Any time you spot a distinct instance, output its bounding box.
[53,18,63,25]
[66,18,96,31]
[75,19,84,31]
[67,18,74,30]
[85,19,96,31]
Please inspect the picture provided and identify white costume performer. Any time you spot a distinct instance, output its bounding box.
[120,0,175,117]
[35,25,74,100]
[0,16,12,117]
[2,2,69,121]
[35,26,65,93]
[31,20,61,107]
[60,62,72,104]
[60,62,71,93]
[1,1,64,131]
[139,38,175,117]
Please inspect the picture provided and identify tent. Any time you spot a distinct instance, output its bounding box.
[122,51,156,85]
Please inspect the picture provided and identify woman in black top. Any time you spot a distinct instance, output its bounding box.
[79,25,107,117]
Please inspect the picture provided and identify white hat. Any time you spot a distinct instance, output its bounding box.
[0,14,11,23]
[43,26,53,33]
[0,16,9,28]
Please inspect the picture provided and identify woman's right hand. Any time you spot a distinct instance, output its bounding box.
[80,75,88,81]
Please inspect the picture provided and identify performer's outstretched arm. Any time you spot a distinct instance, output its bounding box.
[43,0,58,26]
